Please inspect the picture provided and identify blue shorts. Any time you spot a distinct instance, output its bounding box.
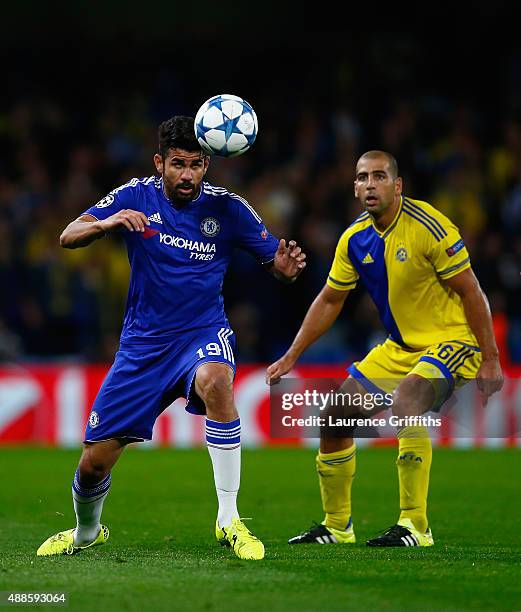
[84,326,236,443]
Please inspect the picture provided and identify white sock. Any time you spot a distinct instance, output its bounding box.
[72,469,111,545]
[206,417,241,527]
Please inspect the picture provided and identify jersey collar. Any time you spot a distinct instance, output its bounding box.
[370,196,403,239]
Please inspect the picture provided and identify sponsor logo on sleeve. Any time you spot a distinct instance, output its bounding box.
[446,239,465,257]
[95,194,115,208]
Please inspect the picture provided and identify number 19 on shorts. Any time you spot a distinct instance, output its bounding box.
[196,328,235,365]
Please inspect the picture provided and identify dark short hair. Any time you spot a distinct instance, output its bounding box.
[158,116,204,158]
[358,150,399,179]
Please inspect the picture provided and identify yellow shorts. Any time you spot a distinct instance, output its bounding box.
[348,338,482,407]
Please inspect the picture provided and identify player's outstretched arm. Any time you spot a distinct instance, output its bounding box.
[269,239,307,283]
[266,284,349,384]
[59,210,150,249]
[443,268,504,404]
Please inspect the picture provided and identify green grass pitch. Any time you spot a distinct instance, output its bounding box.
[1,447,520,611]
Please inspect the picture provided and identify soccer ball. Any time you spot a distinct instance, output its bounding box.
[194,94,258,157]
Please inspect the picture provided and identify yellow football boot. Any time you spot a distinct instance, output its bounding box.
[37,526,109,556]
[216,518,265,560]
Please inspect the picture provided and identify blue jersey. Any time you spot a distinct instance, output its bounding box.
[83,177,279,343]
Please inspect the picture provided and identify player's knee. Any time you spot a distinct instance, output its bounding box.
[78,452,110,484]
[392,389,419,418]
[196,368,233,403]
[393,377,435,418]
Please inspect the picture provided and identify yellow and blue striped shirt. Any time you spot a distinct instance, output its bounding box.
[327,196,476,350]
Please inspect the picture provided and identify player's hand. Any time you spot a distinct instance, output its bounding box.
[98,210,150,233]
[266,353,296,385]
[476,357,504,406]
[273,239,306,280]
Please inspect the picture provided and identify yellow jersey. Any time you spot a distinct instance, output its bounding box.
[327,196,477,350]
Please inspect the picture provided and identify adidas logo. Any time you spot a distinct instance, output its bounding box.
[315,533,338,544]
[148,212,163,224]
[401,534,419,546]
[362,253,374,264]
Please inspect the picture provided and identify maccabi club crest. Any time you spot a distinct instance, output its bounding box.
[396,244,408,262]
[200,217,220,237]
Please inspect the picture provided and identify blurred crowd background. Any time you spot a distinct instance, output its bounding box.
[1,12,520,366]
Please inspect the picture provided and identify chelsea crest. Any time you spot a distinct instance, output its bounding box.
[200,217,220,237]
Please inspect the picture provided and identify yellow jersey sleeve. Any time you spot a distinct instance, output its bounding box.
[327,230,359,290]
[428,222,471,280]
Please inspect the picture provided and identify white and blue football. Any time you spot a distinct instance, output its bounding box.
[194,94,258,157]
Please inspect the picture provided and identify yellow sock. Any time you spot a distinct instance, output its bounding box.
[316,444,356,531]
[396,426,432,533]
